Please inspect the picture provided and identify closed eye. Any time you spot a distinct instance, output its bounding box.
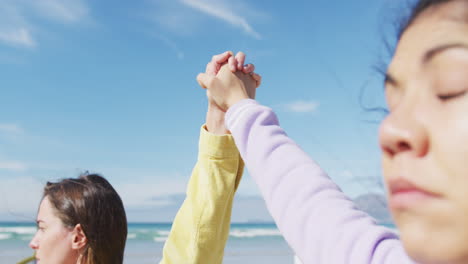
[438,90,467,101]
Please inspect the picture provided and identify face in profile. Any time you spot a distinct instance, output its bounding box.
[379,1,468,263]
[29,197,80,264]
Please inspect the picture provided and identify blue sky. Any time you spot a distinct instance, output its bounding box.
[0,0,406,222]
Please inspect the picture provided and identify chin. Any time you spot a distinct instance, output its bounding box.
[397,217,468,264]
[406,248,468,264]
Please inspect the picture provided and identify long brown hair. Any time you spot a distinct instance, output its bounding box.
[43,173,127,264]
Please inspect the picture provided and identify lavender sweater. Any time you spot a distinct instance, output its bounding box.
[225,99,416,264]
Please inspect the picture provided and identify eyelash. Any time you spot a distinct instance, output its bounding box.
[438,90,467,101]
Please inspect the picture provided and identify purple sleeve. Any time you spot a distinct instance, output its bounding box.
[226,99,415,264]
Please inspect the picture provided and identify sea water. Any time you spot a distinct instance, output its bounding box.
[0,222,293,263]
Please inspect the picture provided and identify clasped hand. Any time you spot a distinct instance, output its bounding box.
[197,51,261,112]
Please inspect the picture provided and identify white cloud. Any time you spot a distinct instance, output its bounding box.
[180,0,261,39]
[0,177,43,220]
[0,27,36,48]
[0,2,32,48]
[0,0,89,48]
[0,123,24,135]
[283,100,320,113]
[30,0,89,24]
[148,0,264,39]
[0,161,28,171]
[145,0,265,59]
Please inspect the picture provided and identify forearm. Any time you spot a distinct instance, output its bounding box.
[226,99,413,264]
[160,126,244,264]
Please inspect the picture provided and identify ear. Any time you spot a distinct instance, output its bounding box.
[71,224,87,250]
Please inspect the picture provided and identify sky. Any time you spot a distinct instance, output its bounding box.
[0,0,411,222]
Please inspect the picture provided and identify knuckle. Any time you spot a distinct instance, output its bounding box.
[207,78,215,87]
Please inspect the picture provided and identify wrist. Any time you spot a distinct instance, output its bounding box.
[206,106,229,135]
[206,120,229,135]
[228,94,249,109]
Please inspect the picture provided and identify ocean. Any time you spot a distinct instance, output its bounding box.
[0,222,294,263]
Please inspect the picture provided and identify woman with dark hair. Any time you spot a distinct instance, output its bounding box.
[29,174,127,264]
[197,0,468,263]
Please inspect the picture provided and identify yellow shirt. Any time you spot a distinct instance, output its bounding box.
[160,125,244,264]
[18,126,243,264]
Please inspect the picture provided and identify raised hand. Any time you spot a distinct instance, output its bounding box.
[205,51,260,79]
[198,51,261,113]
[202,51,261,134]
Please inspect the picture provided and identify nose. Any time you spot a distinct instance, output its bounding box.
[379,106,429,158]
[29,232,39,250]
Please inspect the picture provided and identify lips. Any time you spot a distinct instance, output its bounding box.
[388,178,440,210]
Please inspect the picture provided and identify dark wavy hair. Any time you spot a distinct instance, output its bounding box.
[43,173,127,264]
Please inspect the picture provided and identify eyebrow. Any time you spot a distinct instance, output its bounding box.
[384,43,468,88]
[423,43,468,64]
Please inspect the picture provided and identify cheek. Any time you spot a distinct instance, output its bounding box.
[431,108,468,198]
[40,229,75,260]
[425,109,468,207]
[401,111,468,262]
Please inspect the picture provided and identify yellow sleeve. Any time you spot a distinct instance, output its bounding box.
[160,125,244,264]
[17,255,35,264]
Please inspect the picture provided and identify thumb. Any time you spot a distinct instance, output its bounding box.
[196,73,214,89]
